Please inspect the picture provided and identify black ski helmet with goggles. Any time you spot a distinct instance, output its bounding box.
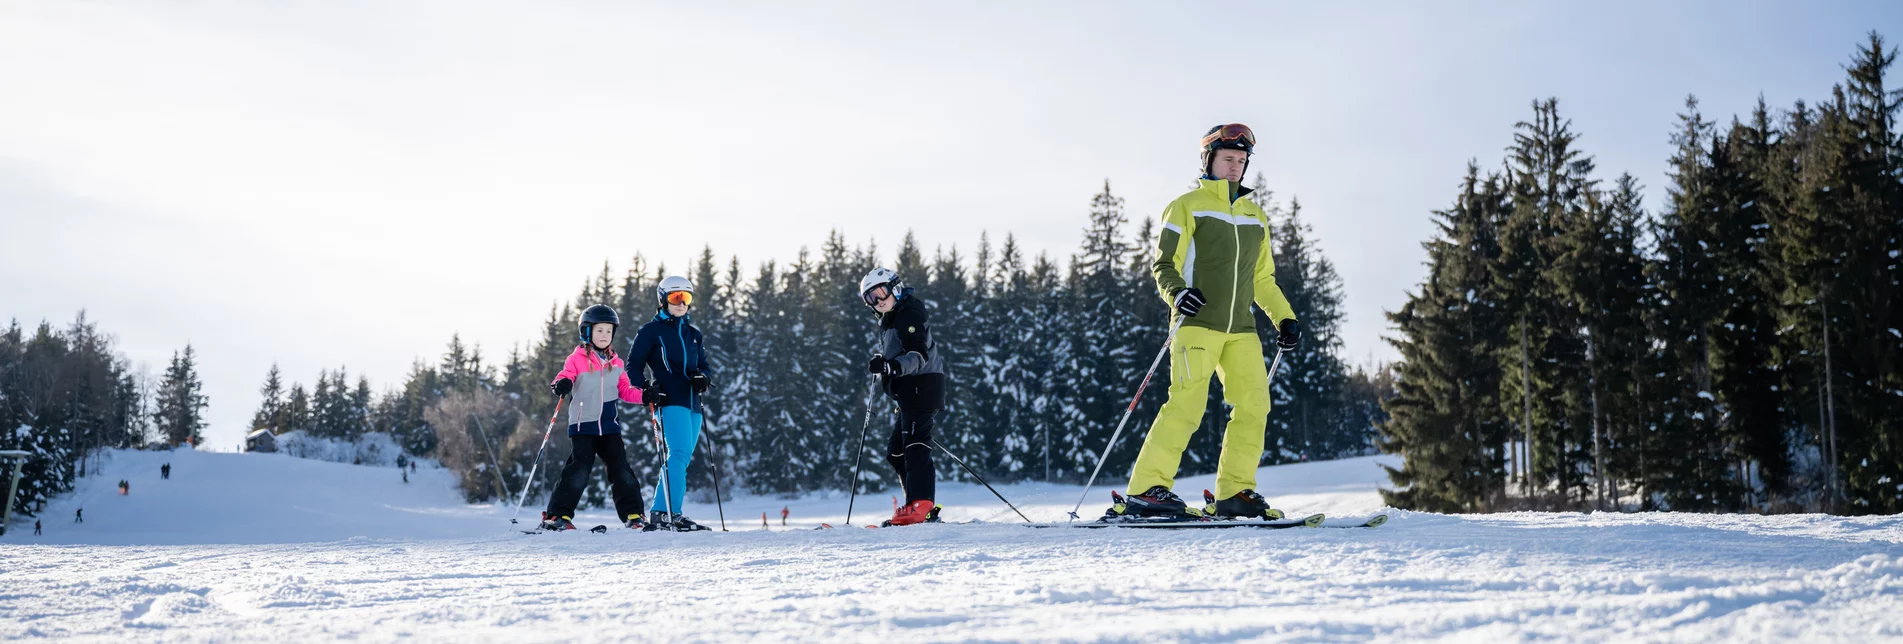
[1200,123,1256,179]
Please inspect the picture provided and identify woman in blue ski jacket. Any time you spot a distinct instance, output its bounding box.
[625,275,714,532]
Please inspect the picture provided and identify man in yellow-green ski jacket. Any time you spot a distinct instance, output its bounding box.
[1109,123,1303,521]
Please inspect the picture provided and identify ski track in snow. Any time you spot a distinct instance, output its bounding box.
[2,450,1901,642]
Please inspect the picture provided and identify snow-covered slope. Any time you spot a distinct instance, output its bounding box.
[3,449,1900,641]
[9,447,499,545]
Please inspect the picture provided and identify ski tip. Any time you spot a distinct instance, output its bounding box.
[1363,514,1389,528]
[815,523,834,530]
[1302,513,1326,528]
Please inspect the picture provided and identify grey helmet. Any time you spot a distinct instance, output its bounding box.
[859,267,902,307]
[656,275,694,309]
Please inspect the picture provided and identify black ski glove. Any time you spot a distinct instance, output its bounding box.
[1276,319,1302,352]
[642,386,671,408]
[550,378,572,398]
[1173,288,1206,318]
[689,372,710,394]
[868,355,897,377]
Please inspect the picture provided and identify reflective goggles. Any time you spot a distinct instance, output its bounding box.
[1200,123,1256,149]
[862,284,893,307]
[665,291,694,306]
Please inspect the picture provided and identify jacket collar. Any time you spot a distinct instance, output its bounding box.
[1196,178,1254,203]
[878,287,919,322]
[572,343,618,366]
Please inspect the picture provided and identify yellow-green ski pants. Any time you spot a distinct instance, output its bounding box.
[1126,325,1269,500]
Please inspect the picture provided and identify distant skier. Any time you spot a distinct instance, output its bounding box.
[1105,123,1301,521]
[540,304,655,532]
[625,276,714,532]
[858,267,947,527]
[160,463,170,479]
[75,508,82,523]
[34,520,41,535]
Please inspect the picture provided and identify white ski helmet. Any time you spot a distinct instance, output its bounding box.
[859,267,902,307]
[656,275,694,309]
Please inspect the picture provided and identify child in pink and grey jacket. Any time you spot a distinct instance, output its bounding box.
[538,304,657,532]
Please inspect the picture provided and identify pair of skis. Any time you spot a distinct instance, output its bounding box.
[811,515,1387,530]
[1026,513,1388,530]
[520,524,610,535]
[1029,489,1389,530]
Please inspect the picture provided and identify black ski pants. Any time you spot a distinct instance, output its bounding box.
[546,433,647,521]
[886,407,938,504]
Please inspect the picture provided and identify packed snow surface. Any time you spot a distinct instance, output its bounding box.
[3,448,1901,642]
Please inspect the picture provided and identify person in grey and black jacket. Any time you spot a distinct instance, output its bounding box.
[858,267,946,526]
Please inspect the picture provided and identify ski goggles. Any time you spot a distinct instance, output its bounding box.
[862,284,893,307]
[665,291,693,306]
[1200,123,1256,150]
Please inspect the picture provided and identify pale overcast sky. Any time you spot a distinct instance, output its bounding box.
[1,1,1893,450]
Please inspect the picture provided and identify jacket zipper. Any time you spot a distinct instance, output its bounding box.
[597,350,607,435]
[678,324,692,410]
[1227,190,1240,335]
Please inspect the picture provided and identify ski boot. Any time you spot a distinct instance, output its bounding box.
[1204,489,1285,520]
[668,514,712,532]
[1101,486,1199,522]
[625,513,646,530]
[538,512,577,532]
[882,500,937,527]
[642,512,675,532]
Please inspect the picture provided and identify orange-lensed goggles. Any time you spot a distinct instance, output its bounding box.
[665,291,694,306]
[1200,123,1256,149]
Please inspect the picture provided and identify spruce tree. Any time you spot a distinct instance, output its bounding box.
[153,345,208,446]
[252,364,285,433]
[1379,165,1507,511]
[1262,197,1358,462]
[1497,98,1597,506]
[1647,96,1739,509]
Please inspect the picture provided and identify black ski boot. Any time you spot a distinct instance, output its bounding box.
[642,512,675,532]
[625,514,647,530]
[1101,486,1198,522]
[1206,489,1285,520]
[538,512,577,532]
[668,514,712,532]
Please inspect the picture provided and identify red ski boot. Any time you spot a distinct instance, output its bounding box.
[884,500,937,527]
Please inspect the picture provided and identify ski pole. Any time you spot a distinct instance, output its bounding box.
[931,438,1031,523]
[510,395,567,525]
[647,404,673,522]
[1266,346,1288,383]
[699,428,728,531]
[1070,317,1185,521]
[844,375,878,527]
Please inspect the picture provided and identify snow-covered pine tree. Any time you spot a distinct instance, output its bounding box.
[252,364,285,434]
[153,345,208,447]
[1379,164,1509,512]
